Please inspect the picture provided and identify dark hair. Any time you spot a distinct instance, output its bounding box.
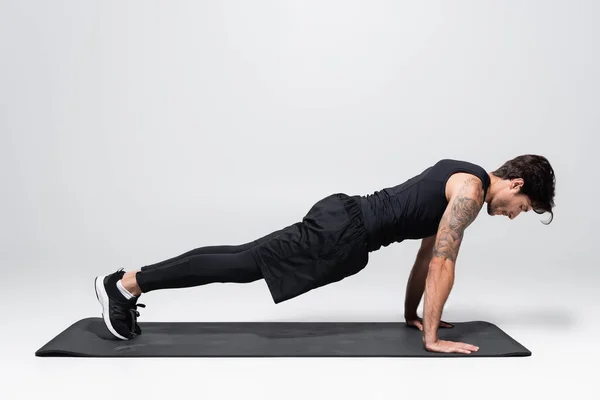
[491,154,556,224]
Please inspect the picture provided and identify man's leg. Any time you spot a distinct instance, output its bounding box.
[119,226,290,295]
[96,247,262,340]
[121,242,262,296]
[95,228,289,340]
[132,248,262,293]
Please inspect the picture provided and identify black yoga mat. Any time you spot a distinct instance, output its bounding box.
[35,317,531,357]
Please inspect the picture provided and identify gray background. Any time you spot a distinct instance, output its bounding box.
[1,0,597,399]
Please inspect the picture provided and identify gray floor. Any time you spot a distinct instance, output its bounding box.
[3,253,597,399]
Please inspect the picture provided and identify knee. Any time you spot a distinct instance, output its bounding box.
[235,252,263,283]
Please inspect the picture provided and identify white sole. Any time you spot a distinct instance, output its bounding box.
[94,275,129,340]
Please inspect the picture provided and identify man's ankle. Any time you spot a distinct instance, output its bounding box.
[122,270,143,297]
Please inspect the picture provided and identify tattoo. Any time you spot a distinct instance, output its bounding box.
[432,177,484,262]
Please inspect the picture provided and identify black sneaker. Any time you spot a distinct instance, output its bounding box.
[94,268,145,340]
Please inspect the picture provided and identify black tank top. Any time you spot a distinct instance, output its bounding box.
[358,159,491,252]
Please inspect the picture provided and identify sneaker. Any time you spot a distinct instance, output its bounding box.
[94,268,145,340]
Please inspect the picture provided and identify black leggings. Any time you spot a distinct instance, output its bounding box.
[134,227,287,293]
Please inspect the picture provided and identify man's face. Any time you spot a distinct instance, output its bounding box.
[487,178,532,220]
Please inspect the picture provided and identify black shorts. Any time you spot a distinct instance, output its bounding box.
[251,193,370,304]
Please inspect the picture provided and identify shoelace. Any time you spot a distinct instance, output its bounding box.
[129,303,146,337]
[111,301,146,336]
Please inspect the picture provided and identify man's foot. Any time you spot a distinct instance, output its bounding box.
[94,268,145,340]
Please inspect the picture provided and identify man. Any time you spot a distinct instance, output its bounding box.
[94,154,556,354]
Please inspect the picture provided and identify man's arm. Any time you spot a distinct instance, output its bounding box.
[422,177,484,345]
[404,235,435,317]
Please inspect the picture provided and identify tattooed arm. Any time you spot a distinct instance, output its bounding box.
[422,177,484,346]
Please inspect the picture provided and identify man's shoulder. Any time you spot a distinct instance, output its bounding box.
[433,159,488,183]
[433,159,488,203]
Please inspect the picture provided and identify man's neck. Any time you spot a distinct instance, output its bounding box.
[485,172,501,204]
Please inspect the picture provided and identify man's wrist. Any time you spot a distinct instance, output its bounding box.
[423,335,438,345]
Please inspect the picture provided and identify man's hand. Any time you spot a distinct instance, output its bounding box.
[405,314,454,330]
[405,314,478,354]
[424,339,479,355]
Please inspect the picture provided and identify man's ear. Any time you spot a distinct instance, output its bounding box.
[511,178,525,191]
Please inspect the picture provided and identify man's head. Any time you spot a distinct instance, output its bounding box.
[486,154,556,224]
